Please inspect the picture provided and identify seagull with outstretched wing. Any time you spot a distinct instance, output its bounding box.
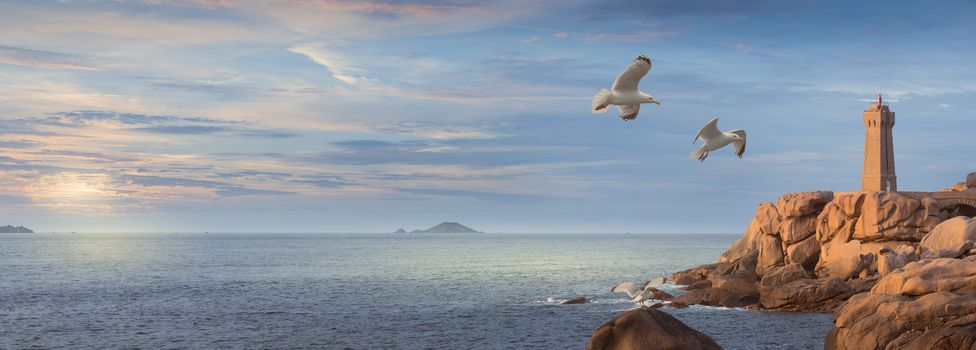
[690,117,747,162]
[610,281,658,309]
[592,55,661,121]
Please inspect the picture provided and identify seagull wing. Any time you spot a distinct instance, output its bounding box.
[694,117,722,143]
[617,104,640,120]
[637,288,657,302]
[611,56,651,92]
[730,129,747,158]
[610,282,641,298]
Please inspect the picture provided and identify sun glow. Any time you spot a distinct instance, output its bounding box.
[26,173,117,213]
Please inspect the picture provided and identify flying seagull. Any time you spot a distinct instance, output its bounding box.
[592,55,661,121]
[690,117,747,162]
[610,282,658,308]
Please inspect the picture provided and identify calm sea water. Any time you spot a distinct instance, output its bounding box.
[0,233,831,349]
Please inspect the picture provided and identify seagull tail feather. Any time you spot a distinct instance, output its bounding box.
[689,149,705,160]
[592,89,611,113]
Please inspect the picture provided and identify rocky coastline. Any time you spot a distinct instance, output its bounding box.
[589,171,976,349]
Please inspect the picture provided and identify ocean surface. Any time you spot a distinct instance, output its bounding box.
[0,233,833,349]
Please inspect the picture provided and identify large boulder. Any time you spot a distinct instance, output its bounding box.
[854,192,942,242]
[818,240,872,280]
[827,292,976,350]
[719,203,779,263]
[876,245,916,277]
[872,258,976,296]
[968,171,976,189]
[826,259,976,350]
[587,309,724,350]
[816,192,865,244]
[781,215,818,244]
[776,191,834,218]
[672,253,760,308]
[672,284,759,308]
[759,277,854,312]
[756,233,785,275]
[759,263,814,287]
[785,236,820,271]
[669,264,717,285]
[919,216,976,258]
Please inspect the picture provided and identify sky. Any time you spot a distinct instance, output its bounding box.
[0,0,974,233]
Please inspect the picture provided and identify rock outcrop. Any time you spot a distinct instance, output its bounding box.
[673,182,976,312]
[918,216,976,258]
[587,308,723,350]
[759,277,854,312]
[653,171,976,347]
[826,259,976,350]
[670,252,759,308]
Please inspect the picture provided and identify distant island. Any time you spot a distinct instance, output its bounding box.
[400,222,482,233]
[393,228,407,233]
[0,225,34,233]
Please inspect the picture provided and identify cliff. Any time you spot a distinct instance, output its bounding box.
[0,225,34,233]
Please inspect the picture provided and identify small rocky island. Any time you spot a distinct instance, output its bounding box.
[404,222,482,233]
[0,225,34,233]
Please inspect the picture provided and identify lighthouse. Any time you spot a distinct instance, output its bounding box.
[861,94,897,191]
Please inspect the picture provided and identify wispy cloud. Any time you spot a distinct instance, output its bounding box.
[394,187,555,202]
[0,45,103,70]
[578,28,683,42]
[288,43,367,84]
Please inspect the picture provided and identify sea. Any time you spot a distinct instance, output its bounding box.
[0,233,833,349]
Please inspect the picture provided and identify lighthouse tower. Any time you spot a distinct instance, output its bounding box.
[862,94,897,191]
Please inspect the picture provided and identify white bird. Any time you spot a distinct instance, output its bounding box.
[610,282,658,308]
[689,117,747,162]
[592,55,661,121]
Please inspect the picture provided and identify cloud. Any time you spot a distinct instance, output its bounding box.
[0,140,42,149]
[394,187,554,202]
[584,0,802,20]
[285,0,485,18]
[0,45,103,70]
[288,43,367,84]
[372,121,498,139]
[47,110,243,126]
[255,1,527,38]
[578,28,682,42]
[291,178,355,188]
[215,187,293,196]
[117,174,294,197]
[40,111,297,138]
[130,125,232,135]
[149,80,254,98]
[0,6,270,45]
[141,0,234,9]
